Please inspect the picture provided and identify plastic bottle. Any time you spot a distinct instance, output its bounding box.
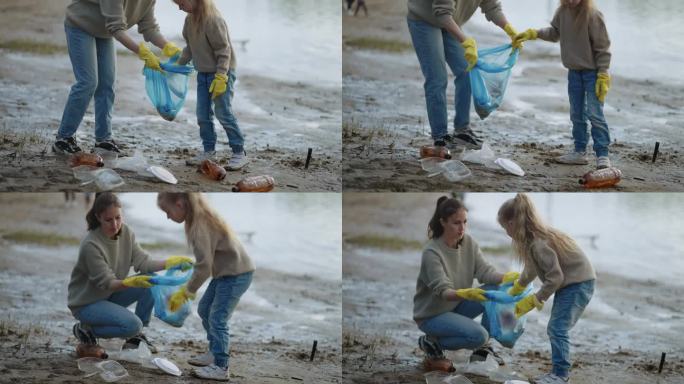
[579,167,622,188]
[76,343,108,359]
[69,153,104,168]
[420,145,452,160]
[232,175,275,192]
[423,357,455,373]
[200,159,226,181]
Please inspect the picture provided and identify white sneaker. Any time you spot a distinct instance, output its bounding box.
[596,156,611,169]
[186,151,216,167]
[192,364,230,381]
[533,373,569,384]
[555,151,588,165]
[188,351,213,367]
[226,152,249,171]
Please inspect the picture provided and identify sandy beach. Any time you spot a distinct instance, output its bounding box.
[342,0,684,192]
[0,193,342,383]
[0,0,341,192]
[341,193,684,383]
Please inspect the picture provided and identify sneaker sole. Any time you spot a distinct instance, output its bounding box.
[188,359,212,367]
[190,369,229,381]
[225,161,249,171]
[450,137,482,150]
[555,159,589,165]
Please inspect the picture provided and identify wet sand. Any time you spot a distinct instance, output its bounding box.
[0,0,341,192]
[341,193,684,383]
[342,0,684,191]
[0,194,342,383]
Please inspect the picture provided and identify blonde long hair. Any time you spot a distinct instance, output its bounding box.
[497,193,579,265]
[559,0,596,24]
[189,0,221,31]
[157,193,237,248]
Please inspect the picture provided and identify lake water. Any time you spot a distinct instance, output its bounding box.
[469,0,684,84]
[145,0,341,87]
[120,193,342,281]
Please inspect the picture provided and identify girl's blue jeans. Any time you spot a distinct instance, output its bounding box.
[407,18,472,141]
[197,271,253,368]
[58,24,116,142]
[547,279,595,378]
[196,71,244,154]
[568,70,610,157]
[74,287,153,339]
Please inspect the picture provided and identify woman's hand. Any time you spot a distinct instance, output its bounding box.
[514,294,544,318]
[504,24,522,49]
[122,275,153,288]
[162,42,182,57]
[455,288,487,302]
[461,38,478,72]
[138,43,163,72]
[168,286,196,312]
[513,29,538,48]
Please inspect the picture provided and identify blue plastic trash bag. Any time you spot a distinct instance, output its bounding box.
[143,55,193,121]
[469,44,519,120]
[483,281,532,348]
[150,265,193,327]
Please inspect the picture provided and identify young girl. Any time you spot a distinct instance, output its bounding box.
[497,194,596,384]
[514,0,612,169]
[158,193,254,381]
[173,0,248,171]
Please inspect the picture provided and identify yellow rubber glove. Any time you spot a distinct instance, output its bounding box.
[504,24,521,49]
[515,294,544,318]
[596,72,611,103]
[513,28,537,48]
[508,280,527,296]
[165,255,194,271]
[138,43,162,72]
[455,288,487,302]
[461,37,478,72]
[122,275,153,288]
[209,73,228,99]
[168,286,196,312]
[501,271,520,285]
[162,42,182,57]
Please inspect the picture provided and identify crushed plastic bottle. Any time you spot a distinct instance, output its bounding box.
[420,145,452,160]
[76,343,108,359]
[69,152,104,168]
[200,159,227,181]
[233,175,275,192]
[579,167,622,188]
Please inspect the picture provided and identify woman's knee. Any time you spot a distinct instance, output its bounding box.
[121,316,143,338]
[471,326,489,349]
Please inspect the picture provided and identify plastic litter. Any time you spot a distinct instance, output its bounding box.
[147,165,178,185]
[144,55,193,121]
[455,356,500,377]
[114,150,178,184]
[113,341,151,364]
[77,357,105,377]
[96,360,128,382]
[470,44,519,119]
[69,152,104,168]
[200,159,227,181]
[579,167,622,188]
[503,381,530,384]
[93,169,125,191]
[233,175,276,192]
[153,357,182,376]
[489,366,529,382]
[421,157,448,176]
[150,266,194,327]
[494,158,525,177]
[461,143,497,167]
[440,160,472,182]
[425,371,474,384]
[483,282,533,348]
[420,145,452,159]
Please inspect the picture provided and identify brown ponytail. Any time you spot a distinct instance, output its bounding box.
[86,193,122,231]
[428,196,467,239]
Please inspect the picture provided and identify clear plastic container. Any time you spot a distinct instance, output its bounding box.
[93,169,125,191]
[420,157,447,176]
[440,160,472,182]
[96,360,128,382]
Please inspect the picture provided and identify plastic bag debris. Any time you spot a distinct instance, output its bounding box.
[425,371,474,384]
[461,143,498,168]
[144,55,193,121]
[112,340,152,364]
[114,150,178,184]
[150,265,194,327]
[483,282,533,348]
[470,44,519,119]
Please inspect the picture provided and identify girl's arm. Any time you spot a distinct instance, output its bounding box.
[531,241,564,302]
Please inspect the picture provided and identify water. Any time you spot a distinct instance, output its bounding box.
[147,0,341,87]
[462,193,684,284]
[470,0,684,84]
[120,193,342,281]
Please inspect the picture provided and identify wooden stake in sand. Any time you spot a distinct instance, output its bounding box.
[305,148,313,169]
[310,340,318,361]
[658,352,666,374]
[652,142,660,163]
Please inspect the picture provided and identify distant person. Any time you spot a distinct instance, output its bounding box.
[54,0,182,155]
[514,0,612,169]
[68,193,193,354]
[173,0,249,171]
[158,193,255,381]
[414,197,520,366]
[497,194,596,384]
[354,0,368,17]
[64,191,76,207]
[346,0,355,15]
[407,0,521,150]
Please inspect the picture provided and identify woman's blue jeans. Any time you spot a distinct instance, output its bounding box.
[196,71,244,154]
[197,271,253,368]
[58,24,116,142]
[568,70,610,157]
[547,279,595,379]
[74,287,153,339]
[418,284,496,351]
[407,17,472,141]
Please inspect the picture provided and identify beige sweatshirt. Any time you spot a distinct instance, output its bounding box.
[65,0,163,42]
[67,224,157,312]
[413,234,503,321]
[177,14,236,74]
[519,238,597,303]
[407,0,506,29]
[185,222,255,294]
[536,6,611,73]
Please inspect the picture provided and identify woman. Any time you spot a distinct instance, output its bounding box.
[413,196,519,365]
[67,193,193,352]
[54,0,182,155]
[407,0,520,150]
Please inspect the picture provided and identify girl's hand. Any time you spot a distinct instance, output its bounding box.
[504,24,522,49]
[514,294,544,318]
[501,271,520,284]
[507,280,527,296]
[455,288,487,302]
[162,42,182,57]
[513,29,538,48]
[122,275,153,288]
[596,72,611,103]
[168,286,196,312]
[209,73,228,99]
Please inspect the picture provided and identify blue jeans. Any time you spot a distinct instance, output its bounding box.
[197,271,253,368]
[407,18,471,141]
[418,284,496,350]
[196,71,244,154]
[547,279,595,378]
[74,287,154,339]
[58,24,116,142]
[568,70,610,157]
